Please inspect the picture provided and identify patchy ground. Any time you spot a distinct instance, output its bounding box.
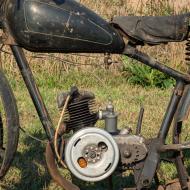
[0,68,189,190]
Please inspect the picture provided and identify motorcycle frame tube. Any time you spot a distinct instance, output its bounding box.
[124,45,189,142]
[124,44,189,188]
[124,45,190,83]
[158,80,184,141]
[11,43,188,144]
[136,81,185,189]
[9,44,190,189]
[173,121,189,189]
[10,45,55,142]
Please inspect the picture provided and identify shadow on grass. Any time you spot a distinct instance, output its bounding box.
[6,129,183,190]
[8,131,51,190]
[5,130,136,190]
[72,173,135,190]
[6,130,190,190]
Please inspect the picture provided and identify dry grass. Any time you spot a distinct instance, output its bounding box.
[81,0,190,15]
[2,0,190,75]
[0,0,190,189]
[0,69,179,190]
[80,0,190,72]
[0,67,189,189]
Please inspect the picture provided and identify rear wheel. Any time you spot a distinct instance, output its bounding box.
[0,70,19,178]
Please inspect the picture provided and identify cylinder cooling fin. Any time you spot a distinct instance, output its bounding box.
[65,127,119,182]
[57,88,98,131]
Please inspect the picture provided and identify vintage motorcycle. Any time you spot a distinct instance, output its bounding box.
[0,0,189,189]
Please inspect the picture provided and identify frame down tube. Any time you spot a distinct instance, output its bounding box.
[11,45,55,142]
[158,80,185,141]
[124,45,187,189]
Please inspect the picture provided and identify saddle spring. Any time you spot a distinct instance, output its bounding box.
[186,36,190,74]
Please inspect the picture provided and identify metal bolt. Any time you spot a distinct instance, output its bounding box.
[143,179,150,186]
[89,151,96,159]
[123,150,131,158]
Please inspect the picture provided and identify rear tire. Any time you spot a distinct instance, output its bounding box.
[0,70,19,178]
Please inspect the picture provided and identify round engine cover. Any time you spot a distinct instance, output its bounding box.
[65,127,119,182]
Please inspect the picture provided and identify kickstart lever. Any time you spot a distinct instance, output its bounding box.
[136,107,144,135]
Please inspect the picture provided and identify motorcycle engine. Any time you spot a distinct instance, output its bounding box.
[57,86,98,132]
[59,87,148,183]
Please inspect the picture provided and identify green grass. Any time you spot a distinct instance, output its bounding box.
[0,68,189,190]
[122,57,175,89]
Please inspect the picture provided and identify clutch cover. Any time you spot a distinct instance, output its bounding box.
[65,127,119,182]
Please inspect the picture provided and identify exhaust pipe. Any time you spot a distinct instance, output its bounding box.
[45,142,80,190]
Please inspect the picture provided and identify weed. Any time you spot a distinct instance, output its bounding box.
[122,57,175,89]
[0,1,189,189]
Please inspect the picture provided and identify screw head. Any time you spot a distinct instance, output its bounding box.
[89,151,96,159]
[123,150,131,158]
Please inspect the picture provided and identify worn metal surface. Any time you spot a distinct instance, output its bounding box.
[136,138,162,189]
[59,88,98,132]
[114,135,147,166]
[82,144,103,164]
[65,127,119,182]
[9,43,190,189]
[0,0,189,188]
[173,119,189,189]
[99,101,118,134]
[11,46,55,142]
[176,84,190,122]
[159,142,190,152]
[0,71,19,179]
[124,45,190,83]
[158,81,184,140]
[136,107,144,135]
[45,142,80,190]
[164,179,190,190]
[4,0,124,53]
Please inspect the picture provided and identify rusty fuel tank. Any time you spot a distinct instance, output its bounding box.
[4,0,125,53]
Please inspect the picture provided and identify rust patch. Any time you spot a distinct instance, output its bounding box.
[45,142,80,190]
[157,179,190,190]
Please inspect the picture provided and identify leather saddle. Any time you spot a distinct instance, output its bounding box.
[112,13,190,45]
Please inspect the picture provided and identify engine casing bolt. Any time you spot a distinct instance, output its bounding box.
[123,150,131,158]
